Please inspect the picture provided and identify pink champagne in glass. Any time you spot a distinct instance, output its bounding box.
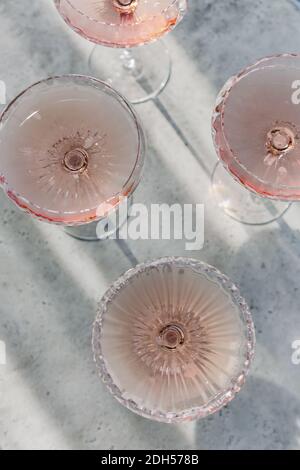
[93,257,255,422]
[54,1,188,103]
[211,54,300,224]
[0,76,145,230]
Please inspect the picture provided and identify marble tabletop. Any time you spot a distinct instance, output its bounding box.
[0,0,300,450]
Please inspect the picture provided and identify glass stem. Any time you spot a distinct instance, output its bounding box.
[120,48,142,78]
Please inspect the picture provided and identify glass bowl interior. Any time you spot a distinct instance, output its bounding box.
[212,54,300,201]
[92,257,255,423]
[0,75,145,225]
[54,0,187,47]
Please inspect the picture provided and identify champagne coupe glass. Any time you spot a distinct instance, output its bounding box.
[0,75,145,240]
[92,257,255,423]
[211,54,300,225]
[54,0,188,104]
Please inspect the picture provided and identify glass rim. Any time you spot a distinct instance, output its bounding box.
[60,0,185,27]
[213,53,300,199]
[92,256,256,423]
[0,74,146,224]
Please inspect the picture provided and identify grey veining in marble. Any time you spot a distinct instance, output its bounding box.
[0,0,300,450]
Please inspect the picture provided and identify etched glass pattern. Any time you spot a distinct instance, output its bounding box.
[93,258,255,423]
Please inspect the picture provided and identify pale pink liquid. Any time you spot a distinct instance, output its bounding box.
[94,259,254,420]
[0,76,143,224]
[55,0,187,47]
[212,54,300,200]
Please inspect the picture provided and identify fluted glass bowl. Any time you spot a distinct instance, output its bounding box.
[54,0,188,48]
[0,75,145,225]
[212,54,300,201]
[92,257,255,423]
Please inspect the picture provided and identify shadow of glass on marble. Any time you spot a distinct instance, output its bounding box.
[233,228,300,358]
[173,0,300,91]
[0,192,135,448]
[196,376,300,450]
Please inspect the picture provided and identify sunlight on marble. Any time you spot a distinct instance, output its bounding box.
[166,34,217,167]
[0,367,69,450]
[175,421,198,449]
[33,221,106,300]
[139,101,250,248]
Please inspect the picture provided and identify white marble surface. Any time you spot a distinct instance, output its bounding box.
[0,0,300,450]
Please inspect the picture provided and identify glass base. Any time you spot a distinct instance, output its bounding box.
[64,220,105,241]
[64,197,132,241]
[88,40,171,104]
[211,162,291,225]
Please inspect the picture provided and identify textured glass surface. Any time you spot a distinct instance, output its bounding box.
[212,54,300,201]
[0,76,145,225]
[93,258,255,423]
[55,0,187,47]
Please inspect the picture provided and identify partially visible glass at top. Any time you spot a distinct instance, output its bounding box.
[54,1,188,104]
